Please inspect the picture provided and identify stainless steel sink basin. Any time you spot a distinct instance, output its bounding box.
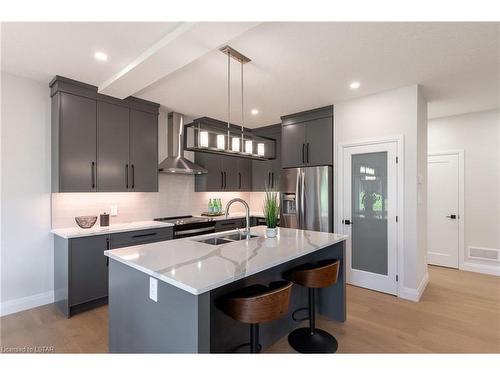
[196,237,234,245]
[193,232,260,245]
[222,233,260,241]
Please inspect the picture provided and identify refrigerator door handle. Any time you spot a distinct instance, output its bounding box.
[295,169,302,228]
[301,169,306,228]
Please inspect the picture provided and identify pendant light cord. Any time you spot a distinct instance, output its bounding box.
[241,61,244,146]
[227,52,231,150]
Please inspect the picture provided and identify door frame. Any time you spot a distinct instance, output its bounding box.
[337,136,404,297]
[428,150,465,270]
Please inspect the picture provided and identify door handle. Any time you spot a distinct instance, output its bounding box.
[125,164,129,189]
[271,172,274,189]
[306,143,310,163]
[268,172,271,188]
[224,172,227,189]
[131,164,135,189]
[91,161,96,189]
[238,172,242,189]
[302,144,305,164]
[342,219,352,225]
[221,172,224,189]
[446,214,457,219]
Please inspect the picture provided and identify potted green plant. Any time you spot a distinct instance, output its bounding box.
[263,187,279,238]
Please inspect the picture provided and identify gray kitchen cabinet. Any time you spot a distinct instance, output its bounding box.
[237,158,252,191]
[97,101,130,191]
[281,122,307,169]
[281,105,333,169]
[304,117,333,166]
[110,227,173,249]
[55,92,97,192]
[195,153,225,192]
[214,218,246,232]
[252,125,281,191]
[50,76,159,193]
[195,153,253,192]
[54,226,173,317]
[70,235,110,307]
[129,109,158,192]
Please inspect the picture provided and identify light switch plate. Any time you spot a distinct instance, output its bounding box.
[149,277,158,302]
[110,205,118,216]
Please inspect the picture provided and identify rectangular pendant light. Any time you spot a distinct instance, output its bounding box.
[199,131,209,147]
[257,143,265,156]
[245,140,253,154]
[217,134,225,149]
[232,137,240,152]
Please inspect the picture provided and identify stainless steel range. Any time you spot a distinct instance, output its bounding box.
[154,215,216,239]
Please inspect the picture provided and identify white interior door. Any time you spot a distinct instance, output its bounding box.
[427,153,459,268]
[342,142,398,295]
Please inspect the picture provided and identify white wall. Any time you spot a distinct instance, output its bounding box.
[334,85,428,300]
[428,109,500,275]
[1,72,53,315]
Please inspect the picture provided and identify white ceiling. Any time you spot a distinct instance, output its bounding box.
[2,22,499,126]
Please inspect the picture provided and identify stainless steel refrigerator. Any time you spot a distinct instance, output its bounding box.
[280,166,333,232]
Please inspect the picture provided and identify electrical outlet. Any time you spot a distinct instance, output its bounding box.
[149,277,158,302]
[110,205,118,216]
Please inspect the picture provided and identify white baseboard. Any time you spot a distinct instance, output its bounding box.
[399,272,429,302]
[0,290,54,317]
[460,262,500,276]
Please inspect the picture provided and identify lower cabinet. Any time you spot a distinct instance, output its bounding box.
[54,227,173,317]
[214,218,246,232]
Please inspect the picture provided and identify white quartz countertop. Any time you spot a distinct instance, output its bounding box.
[105,226,347,295]
[51,220,174,239]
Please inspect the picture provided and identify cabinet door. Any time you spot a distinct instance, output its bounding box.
[97,101,130,192]
[222,156,239,191]
[252,160,271,191]
[70,235,109,306]
[237,158,252,191]
[305,117,333,166]
[195,153,224,192]
[281,123,306,168]
[129,109,158,192]
[59,93,97,192]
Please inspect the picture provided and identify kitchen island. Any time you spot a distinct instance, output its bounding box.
[105,226,347,353]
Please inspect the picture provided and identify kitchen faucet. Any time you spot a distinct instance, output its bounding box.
[225,198,251,239]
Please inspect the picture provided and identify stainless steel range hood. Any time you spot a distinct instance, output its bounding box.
[158,112,208,175]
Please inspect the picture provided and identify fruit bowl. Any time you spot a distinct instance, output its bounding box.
[75,216,97,229]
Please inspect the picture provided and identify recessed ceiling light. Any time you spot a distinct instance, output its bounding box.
[350,81,360,89]
[251,109,259,115]
[94,51,108,62]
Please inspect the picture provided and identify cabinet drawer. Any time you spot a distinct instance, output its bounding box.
[110,227,173,249]
[214,219,245,232]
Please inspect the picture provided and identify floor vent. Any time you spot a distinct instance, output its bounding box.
[468,246,500,262]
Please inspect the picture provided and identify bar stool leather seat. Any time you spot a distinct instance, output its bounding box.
[218,280,293,353]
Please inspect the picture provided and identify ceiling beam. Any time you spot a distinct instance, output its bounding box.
[98,22,260,99]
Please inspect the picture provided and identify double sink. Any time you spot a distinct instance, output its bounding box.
[193,232,260,245]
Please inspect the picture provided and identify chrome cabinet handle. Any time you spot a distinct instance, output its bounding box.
[446,214,457,219]
[131,164,135,189]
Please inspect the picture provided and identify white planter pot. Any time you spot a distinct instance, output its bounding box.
[266,227,277,238]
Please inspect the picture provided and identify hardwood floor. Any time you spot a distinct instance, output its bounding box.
[1,266,499,353]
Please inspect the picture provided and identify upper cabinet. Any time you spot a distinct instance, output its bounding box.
[252,124,281,191]
[50,76,159,192]
[281,105,333,169]
[194,152,253,192]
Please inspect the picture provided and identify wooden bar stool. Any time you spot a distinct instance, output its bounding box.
[284,259,340,353]
[218,281,293,353]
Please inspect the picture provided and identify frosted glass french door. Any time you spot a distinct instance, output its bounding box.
[342,142,398,295]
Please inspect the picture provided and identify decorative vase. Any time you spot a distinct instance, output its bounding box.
[266,227,277,238]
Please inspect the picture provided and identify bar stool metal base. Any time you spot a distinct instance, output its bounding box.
[288,327,338,353]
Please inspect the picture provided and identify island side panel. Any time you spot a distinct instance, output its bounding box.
[208,240,345,353]
[108,259,210,353]
[317,239,346,322]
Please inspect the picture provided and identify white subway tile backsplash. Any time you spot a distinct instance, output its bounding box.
[51,174,263,228]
